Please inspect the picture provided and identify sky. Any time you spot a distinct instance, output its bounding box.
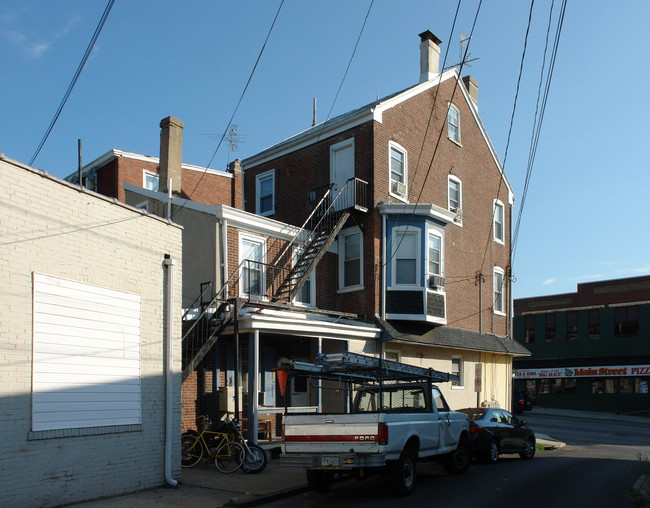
[2,0,650,300]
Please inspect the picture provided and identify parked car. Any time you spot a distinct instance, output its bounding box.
[512,389,533,415]
[457,407,536,464]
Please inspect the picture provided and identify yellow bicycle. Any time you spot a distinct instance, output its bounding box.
[181,415,244,473]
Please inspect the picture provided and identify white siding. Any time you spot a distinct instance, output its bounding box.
[32,273,142,431]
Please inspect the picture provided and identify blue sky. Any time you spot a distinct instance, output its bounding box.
[2,1,649,300]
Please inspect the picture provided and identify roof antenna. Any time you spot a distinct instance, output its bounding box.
[459,32,479,68]
[312,98,317,127]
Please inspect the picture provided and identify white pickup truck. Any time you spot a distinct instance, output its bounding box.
[279,353,470,495]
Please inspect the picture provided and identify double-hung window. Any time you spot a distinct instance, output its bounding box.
[143,170,159,192]
[292,247,316,306]
[428,232,442,289]
[256,170,275,216]
[240,235,266,297]
[389,142,407,200]
[339,228,363,291]
[448,104,461,143]
[392,228,419,286]
[451,357,464,388]
[448,176,462,219]
[493,200,505,244]
[493,267,505,315]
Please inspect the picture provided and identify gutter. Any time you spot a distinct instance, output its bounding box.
[163,255,178,487]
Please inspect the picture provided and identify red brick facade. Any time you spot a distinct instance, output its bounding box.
[243,74,512,336]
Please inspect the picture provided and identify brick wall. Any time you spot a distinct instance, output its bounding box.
[242,76,512,334]
[0,158,183,507]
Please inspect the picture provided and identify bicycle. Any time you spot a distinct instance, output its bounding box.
[181,415,244,473]
[224,415,268,474]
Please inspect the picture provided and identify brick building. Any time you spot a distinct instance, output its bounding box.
[240,31,529,413]
[0,154,183,506]
[513,275,650,414]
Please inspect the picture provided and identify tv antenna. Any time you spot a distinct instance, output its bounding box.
[459,32,479,68]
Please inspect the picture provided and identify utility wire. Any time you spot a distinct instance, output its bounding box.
[512,0,567,263]
[175,0,285,217]
[30,0,115,166]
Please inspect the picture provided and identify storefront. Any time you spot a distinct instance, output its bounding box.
[514,364,650,414]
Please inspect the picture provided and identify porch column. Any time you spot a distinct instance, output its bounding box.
[247,330,260,443]
[317,337,323,412]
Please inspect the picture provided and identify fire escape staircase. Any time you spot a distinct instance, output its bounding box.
[181,177,368,381]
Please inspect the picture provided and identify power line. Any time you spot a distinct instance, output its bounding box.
[175,0,285,217]
[30,0,115,166]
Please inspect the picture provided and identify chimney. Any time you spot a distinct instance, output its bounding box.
[419,30,442,83]
[462,75,479,108]
[159,116,184,194]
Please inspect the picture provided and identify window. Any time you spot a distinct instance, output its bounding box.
[385,350,400,362]
[524,315,536,343]
[293,247,315,306]
[338,228,362,291]
[451,357,464,388]
[493,200,505,244]
[447,104,461,143]
[392,228,419,286]
[545,313,556,342]
[566,311,578,341]
[615,306,639,337]
[240,235,266,297]
[389,142,407,200]
[428,233,442,279]
[588,309,601,339]
[143,170,159,192]
[256,170,275,216]
[493,268,505,315]
[32,274,141,431]
[448,176,462,215]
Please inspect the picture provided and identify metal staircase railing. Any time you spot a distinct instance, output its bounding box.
[181,177,368,381]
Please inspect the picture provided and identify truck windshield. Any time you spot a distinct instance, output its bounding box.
[356,386,428,413]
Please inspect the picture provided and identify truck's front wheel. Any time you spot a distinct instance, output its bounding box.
[387,448,416,496]
[306,469,333,492]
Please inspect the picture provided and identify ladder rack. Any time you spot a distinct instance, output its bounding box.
[287,351,458,384]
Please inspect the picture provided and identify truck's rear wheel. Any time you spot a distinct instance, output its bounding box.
[444,437,471,475]
[388,448,416,496]
[306,469,333,492]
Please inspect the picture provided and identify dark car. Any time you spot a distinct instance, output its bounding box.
[457,407,536,464]
[512,389,533,415]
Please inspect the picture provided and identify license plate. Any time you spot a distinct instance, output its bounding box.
[321,456,339,467]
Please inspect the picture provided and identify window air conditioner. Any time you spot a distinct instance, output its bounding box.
[454,208,463,223]
[391,180,407,197]
[429,275,445,290]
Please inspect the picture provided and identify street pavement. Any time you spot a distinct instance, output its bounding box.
[70,407,648,508]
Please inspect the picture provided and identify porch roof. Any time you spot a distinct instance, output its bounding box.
[376,317,530,357]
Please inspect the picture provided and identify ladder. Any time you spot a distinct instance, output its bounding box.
[285,351,458,384]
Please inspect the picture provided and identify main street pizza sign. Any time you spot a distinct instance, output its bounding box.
[513,365,650,379]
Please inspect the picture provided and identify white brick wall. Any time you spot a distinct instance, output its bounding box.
[0,157,183,507]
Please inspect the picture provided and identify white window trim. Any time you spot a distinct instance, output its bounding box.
[388,141,408,202]
[493,267,506,316]
[493,199,505,245]
[143,169,159,192]
[239,232,267,299]
[338,227,363,293]
[384,349,401,362]
[427,229,444,290]
[447,103,461,145]
[390,226,420,288]
[292,247,316,307]
[447,175,463,224]
[451,356,464,389]
[256,169,275,216]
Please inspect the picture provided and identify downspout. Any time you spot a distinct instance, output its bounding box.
[163,255,178,487]
[381,214,387,320]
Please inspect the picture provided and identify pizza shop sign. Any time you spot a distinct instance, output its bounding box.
[514,365,650,379]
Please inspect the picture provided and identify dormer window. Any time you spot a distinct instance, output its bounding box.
[447,104,461,144]
[389,142,407,200]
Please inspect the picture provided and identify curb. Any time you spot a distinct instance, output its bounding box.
[233,485,309,507]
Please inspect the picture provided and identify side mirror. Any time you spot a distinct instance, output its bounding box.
[520,420,527,426]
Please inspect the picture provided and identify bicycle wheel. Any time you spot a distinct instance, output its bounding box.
[181,434,203,468]
[215,441,244,473]
[241,443,268,474]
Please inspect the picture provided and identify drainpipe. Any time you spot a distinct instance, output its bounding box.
[381,214,387,320]
[163,255,178,487]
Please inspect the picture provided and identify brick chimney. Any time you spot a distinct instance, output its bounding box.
[462,75,479,108]
[419,30,442,83]
[159,116,183,194]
